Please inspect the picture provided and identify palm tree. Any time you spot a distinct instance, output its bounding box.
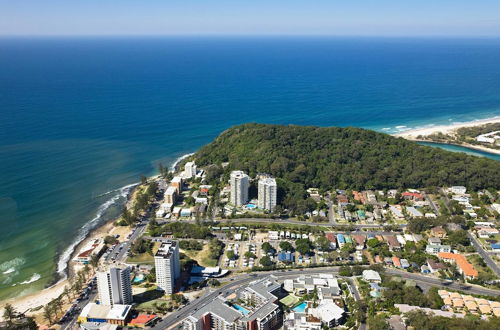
[63,286,72,303]
[3,303,17,327]
[90,254,100,270]
[52,296,63,315]
[83,264,91,280]
[43,305,53,325]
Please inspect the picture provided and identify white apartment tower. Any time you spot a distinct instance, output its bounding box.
[258,177,277,211]
[96,267,133,306]
[154,240,180,294]
[184,161,197,178]
[230,170,249,206]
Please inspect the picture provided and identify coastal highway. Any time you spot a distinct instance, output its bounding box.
[60,285,98,330]
[189,217,407,229]
[151,266,500,330]
[467,231,500,277]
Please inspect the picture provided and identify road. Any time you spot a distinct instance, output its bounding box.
[422,191,440,216]
[152,266,500,330]
[439,189,500,278]
[467,231,500,277]
[386,268,500,296]
[59,284,98,330]
[60,218,150,329]
[105,219,149,264]
[196,217,404,229]
[344,277,366,330]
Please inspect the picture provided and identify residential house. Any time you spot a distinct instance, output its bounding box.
[392,256,401,268]
[402,192,424,201]
[427,259,447,273]
[437,252,478,280]
[426,244,451,255]
[362,270,381,283]
[431,226,447,238]
[352,235,366,250]
[385,236,401,251]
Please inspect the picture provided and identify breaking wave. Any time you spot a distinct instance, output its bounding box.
[55,182,137,277]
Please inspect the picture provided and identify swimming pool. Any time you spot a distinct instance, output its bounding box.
[232,304,251,315]
[245,203,257,209]
[133,274,145,283]
[292,302,307,313]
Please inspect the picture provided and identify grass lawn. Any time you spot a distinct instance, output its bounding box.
[468,254,498,280]
[182,244,218,267]
[127,252,154,264]
[126,242,161,264]
[478,234,500,247]
[133,287,171,312]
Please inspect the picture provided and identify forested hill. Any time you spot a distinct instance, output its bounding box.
[193,123,500,190]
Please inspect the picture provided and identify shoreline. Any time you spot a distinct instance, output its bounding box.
[393,116,500,155]
[0,152,192,319]
[0,184,140,319]
[1,115,498,316]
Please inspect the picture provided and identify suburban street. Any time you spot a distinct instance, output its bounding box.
[467,231,500,277]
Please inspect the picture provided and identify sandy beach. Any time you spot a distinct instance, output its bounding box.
[394,116,500,155]
[0,185,141,322]
[393,116,500,139]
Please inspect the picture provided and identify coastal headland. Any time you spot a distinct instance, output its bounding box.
[1,118,499,324]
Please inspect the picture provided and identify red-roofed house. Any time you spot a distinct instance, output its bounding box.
[353,191,366,204]
[437,252,478,280]
[352,235,366,250]
[325,232,337,249]
[402,192,424,201]
[337,195,349,205]
[392,256,401,268]
[129,314,158,328]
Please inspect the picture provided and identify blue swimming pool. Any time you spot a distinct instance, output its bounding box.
[292,302,307,313]
[232,304,251,315]
[133,274,145,283]
[246,203,257,209]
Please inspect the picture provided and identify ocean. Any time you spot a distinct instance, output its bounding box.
[1,37,500,301]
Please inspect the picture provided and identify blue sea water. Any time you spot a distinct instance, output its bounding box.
[1,37,500,300]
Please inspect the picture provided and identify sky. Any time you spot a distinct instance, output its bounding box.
[1,0,500,37]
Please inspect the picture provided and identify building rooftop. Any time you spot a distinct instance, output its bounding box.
[311,300,344,323]
[437,252,478,278]
[362,270,381,282]
[155,240,177,258]
[191,297,242,323]
[243,301,279,322]
[395,304,464,319]
[80,303,131,321]
[107,305,132,320]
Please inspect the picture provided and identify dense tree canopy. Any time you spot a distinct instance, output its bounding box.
[194,123,500,191]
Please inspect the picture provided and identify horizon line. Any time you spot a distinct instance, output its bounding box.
[1,33,500,39]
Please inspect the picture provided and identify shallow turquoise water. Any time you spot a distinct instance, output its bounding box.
[418,142,500,161]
